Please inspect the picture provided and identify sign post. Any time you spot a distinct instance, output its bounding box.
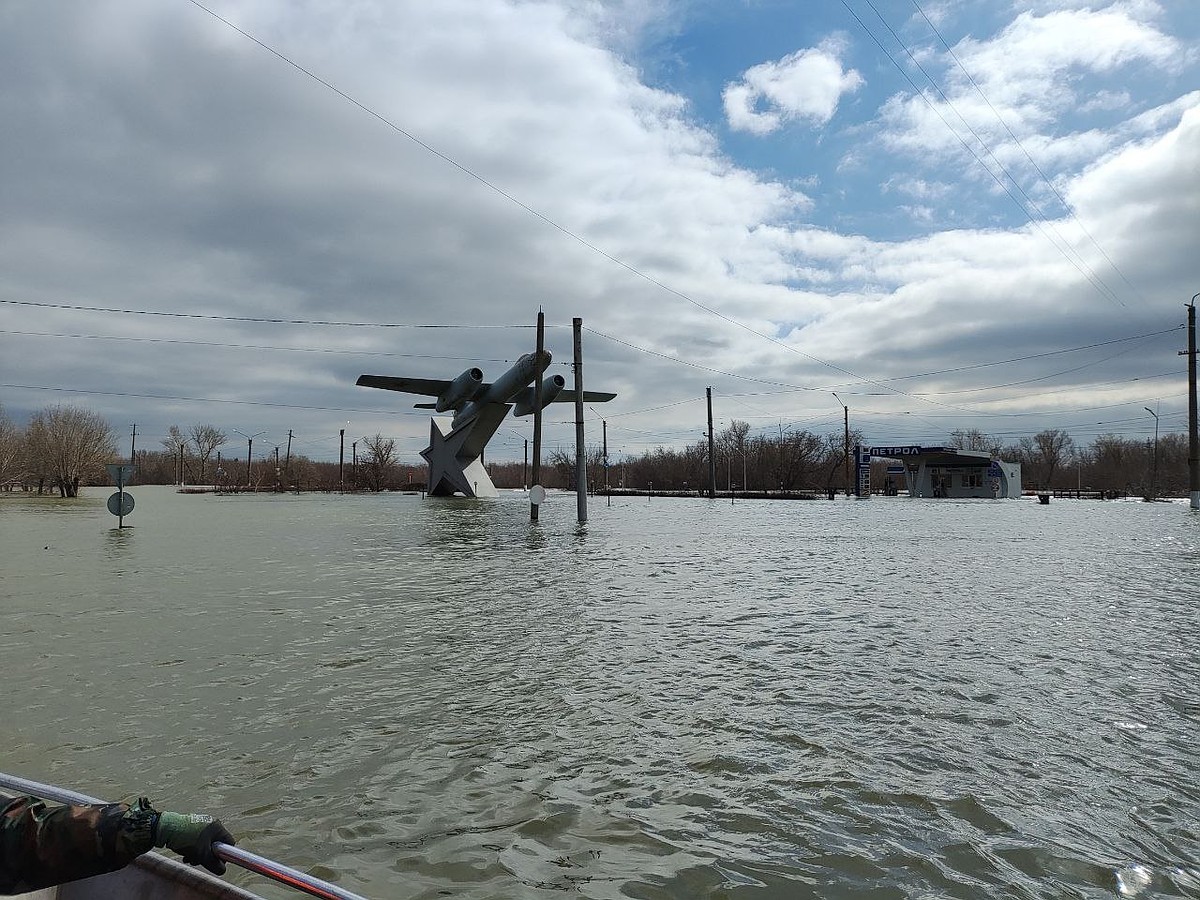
[105,464,136,528]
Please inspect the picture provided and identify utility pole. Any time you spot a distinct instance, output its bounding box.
[573,317,587,524]
[1185,294,1199,509]
[284,429,293,480]
[233,429,265,488]
[531,310,545,522]
[603,419,610,507]
[352,441,358,491]
[129,424,137,467]
[706,387,716,499]
[339,428,345,493]
[524,439,529,490]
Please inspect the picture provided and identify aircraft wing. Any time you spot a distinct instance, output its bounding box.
[356,375,451,396]
[553,390,617,403]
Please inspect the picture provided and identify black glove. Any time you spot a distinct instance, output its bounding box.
[154,811,236,875]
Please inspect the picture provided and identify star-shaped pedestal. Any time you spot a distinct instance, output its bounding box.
[419,405,510,497]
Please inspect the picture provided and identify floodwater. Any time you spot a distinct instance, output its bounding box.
[1,486,1197,899]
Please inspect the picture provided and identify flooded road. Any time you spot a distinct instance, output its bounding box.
[2,487,1197,898]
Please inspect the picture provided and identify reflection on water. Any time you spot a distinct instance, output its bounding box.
[1,487,1198,899]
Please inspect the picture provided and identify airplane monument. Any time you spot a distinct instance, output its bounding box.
[357,349,616,498]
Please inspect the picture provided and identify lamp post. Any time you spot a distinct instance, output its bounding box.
[832,392,850,497]
[233,430,266,488]
[1144,406,1159,499]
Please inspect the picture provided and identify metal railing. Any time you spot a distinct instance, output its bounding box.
[0,772,368,900]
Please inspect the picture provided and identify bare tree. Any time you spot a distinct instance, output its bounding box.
[161,425,187,485]
[819,427,862,494]
[359,433,397,491]
[1032,428,1075,488]
[189,424,226,483]
[0,406,26,490]
[23,414,51,493]
[949,429,1001,455]
[28,405,116,497]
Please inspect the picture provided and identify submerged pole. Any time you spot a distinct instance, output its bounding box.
[573,317,587,524]
[706,387,716,499]
[603,419,610,507]
[531,310,544,522]
[1187,296,1199,509]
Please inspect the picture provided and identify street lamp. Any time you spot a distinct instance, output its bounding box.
[233,429,266,488]
[832,392,850,497]
[1144,406,1159,499]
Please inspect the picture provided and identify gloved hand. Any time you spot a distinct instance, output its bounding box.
[154,811,236,875]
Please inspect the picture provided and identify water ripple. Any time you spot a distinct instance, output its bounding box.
[2,488,1197,898]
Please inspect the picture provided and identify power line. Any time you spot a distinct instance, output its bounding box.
[0,330,520,362]
[180,1,973,407]
[0,382,430,416]
[582,327,817,391]
[909,0,1145,305]
[840,0,1129,309]
[0,299,548,328]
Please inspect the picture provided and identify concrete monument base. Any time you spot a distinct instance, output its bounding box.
[420,411,507,498]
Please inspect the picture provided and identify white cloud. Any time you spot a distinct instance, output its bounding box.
[723,38,864,136]
[876,2,1186,178]
[953,3,1182,113]
[0,1,1196,456]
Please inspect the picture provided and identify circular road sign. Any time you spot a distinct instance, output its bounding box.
[529,485,547,505]
[107,491,135,517]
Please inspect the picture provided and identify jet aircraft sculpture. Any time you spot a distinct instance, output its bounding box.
[357,350,616,497]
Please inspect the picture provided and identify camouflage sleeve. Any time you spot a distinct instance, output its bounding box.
[0,796,157,894]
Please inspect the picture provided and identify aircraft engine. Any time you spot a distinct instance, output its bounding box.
[435,367,484,412]
[513,375,565,416]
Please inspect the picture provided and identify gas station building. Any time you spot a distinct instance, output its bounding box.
[856,445,1022,498]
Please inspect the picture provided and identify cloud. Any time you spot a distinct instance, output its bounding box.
[877,2,1185,167]
[723,38,864,135]
[0,1,1196,459]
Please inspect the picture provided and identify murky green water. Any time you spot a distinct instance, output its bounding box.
[1,487,1197,899]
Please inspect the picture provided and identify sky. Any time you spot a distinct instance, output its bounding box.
[2,0,1198,466]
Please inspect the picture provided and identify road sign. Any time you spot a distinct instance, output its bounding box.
[107,491,134,517]
[530,485,547,505]
[106,464,136,486]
